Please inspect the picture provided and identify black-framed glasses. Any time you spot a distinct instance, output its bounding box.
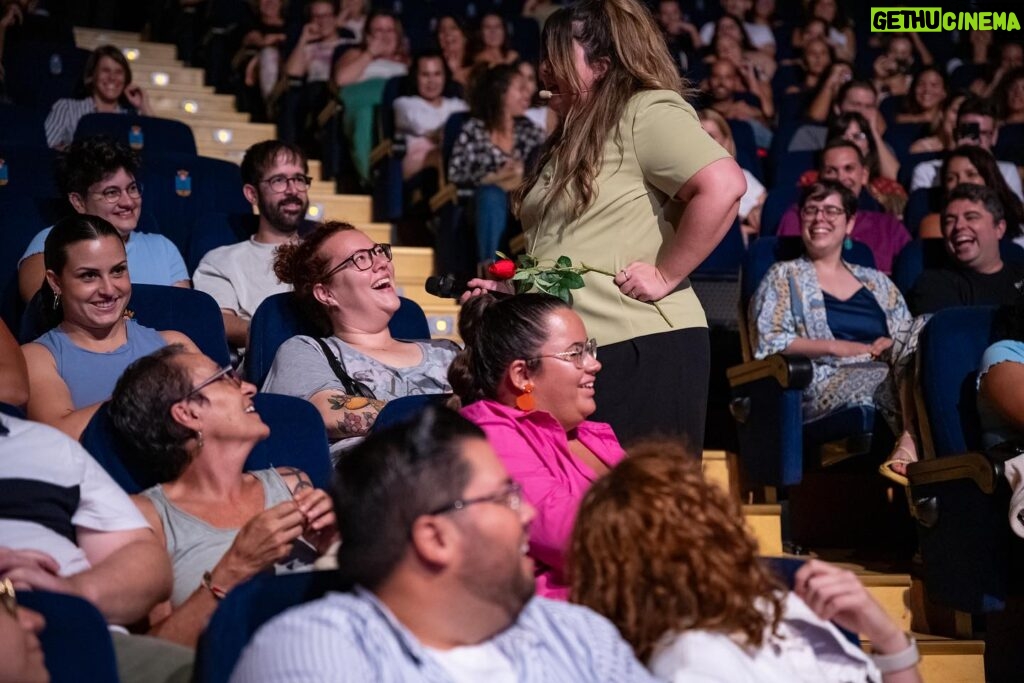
[529,338,598,369]
[0,578,16,618]
[800,205,846,220]
[92,182,143,204]
[181,365,242,401]
[324,243,393,277]
[260,174,313,193]
[430,482,524,515]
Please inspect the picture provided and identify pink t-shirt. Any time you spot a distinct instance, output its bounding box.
[460,399,625,599]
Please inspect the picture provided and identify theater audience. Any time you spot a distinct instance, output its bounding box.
[262,221,458,454]
[909,184,1024,315]
[752,181,920,482]
[393,51,469,180]
[917,146,1024,240]
[909,96,1023,201]
[234,0,287,108]
[44,44,151,149]
[18,136,190,303]
[996,67,1024,124]
[448,63,543,270]
[777,142,911,273]
[450,293,623,599]
[434,14,471,87]
[470,12,520,67]
[570,442,923,683]
[230,406,655,682]
[193,140,313,350]
[796,78,889,148]
[698,108,766,239]
[798,112,904,210]
[895,66,948,126]
[21,215,195,439]
[796,0,855,63]
[108,345,336,647]
[656,0,701,74]
[873,34,930,98]
[0,412,193,683]
[909,93,966,154]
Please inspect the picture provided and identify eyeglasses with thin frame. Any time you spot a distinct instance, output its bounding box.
[0,578,16,618]
[91,182,143,205]
[430,482,524,515]
[323,243,393,278]
[259,174,313,193]
[800,205,846,221]
[181,365,243,402]
[529,338,598,369]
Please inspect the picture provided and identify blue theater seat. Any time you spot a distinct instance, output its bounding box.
[74,113,198,158]
[18,590,119,683]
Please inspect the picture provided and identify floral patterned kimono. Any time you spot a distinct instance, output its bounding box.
[749,256,924,428]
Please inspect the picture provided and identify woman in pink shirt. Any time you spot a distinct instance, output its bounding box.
[450,293,625,599]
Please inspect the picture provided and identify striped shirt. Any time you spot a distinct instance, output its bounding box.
[230,587,657,683]
[44,97,131,148]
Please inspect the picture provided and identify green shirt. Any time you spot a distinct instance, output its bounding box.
[520,89,730,347]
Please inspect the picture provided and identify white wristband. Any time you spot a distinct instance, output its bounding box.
[870,635,920,674]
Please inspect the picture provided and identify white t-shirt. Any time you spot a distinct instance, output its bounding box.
[0,413,149,576]
[426,642,517,683]
[910,157,1024,201]
[193,237,293,322]
[393,96,469,138]
[744,23,776,50]
[648,593,880,683]
[740,168,766,221]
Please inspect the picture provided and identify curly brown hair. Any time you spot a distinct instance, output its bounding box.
[568,441,784,662]
[273,220,357,335]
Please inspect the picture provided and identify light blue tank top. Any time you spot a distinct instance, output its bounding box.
[33,319,167,409]
[142,468,318,606]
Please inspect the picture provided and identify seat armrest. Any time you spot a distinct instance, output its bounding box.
[727,353,814,391]
[907,453,1000,495]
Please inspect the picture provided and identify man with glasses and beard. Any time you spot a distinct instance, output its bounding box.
[193,140,315,350]
[231,407,655,683]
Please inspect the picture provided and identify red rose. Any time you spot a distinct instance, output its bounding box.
[488,259,516,280]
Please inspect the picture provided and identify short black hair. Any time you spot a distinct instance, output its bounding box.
[240,140,308,188]
[944,183,1005,225]
[55,135,139,197]
[334,407,481,590]
[957,95,998,124]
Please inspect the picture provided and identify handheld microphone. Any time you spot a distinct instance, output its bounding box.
[538,89,589,100]
[425,273,470,299]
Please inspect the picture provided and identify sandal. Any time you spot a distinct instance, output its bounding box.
[878,445,916,486]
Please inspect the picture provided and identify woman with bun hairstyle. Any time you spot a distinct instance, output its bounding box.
[262,221,458,455]
[450,292,624,599]
[463,0,745,446]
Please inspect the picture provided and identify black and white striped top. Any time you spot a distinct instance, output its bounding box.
[44,97,131,149]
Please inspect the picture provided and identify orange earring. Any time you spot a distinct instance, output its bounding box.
[515,383,536,412]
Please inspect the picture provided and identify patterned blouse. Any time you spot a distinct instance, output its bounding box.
[447,116,544,187]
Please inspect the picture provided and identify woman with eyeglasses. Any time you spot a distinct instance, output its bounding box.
[263,221,459,456]
[21,215,196,440]
[751,180,923,484]
[449,293,625,599]
[0,580,49,683]
[107,345,337,647]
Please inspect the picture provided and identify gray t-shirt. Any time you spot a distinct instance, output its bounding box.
[262,334,459,452]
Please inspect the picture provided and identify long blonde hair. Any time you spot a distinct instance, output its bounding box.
[514,0,689,222]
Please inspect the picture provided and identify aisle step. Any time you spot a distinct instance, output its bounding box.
[306,194,372,224]
[743,504,782,555]
[74,28,177,62]
[863,635,984,683]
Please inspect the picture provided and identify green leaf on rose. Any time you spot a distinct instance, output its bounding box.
[556,256,573,269]
[562,272,585,289]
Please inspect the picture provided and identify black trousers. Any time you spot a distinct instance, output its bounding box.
[590,327,710,450]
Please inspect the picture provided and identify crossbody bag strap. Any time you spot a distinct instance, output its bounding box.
[313,337,378,400]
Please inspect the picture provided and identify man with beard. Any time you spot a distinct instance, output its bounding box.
[194,140,313,350]
[776,140,911,274]
[231,407,654,683]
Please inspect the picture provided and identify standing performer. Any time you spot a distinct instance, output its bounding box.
[465,0,745,446]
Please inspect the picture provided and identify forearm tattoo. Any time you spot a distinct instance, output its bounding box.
[327,394,386,437]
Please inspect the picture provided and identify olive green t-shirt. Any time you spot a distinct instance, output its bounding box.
[519,89,730,347]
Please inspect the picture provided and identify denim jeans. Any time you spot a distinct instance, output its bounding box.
[474,184,509,263]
